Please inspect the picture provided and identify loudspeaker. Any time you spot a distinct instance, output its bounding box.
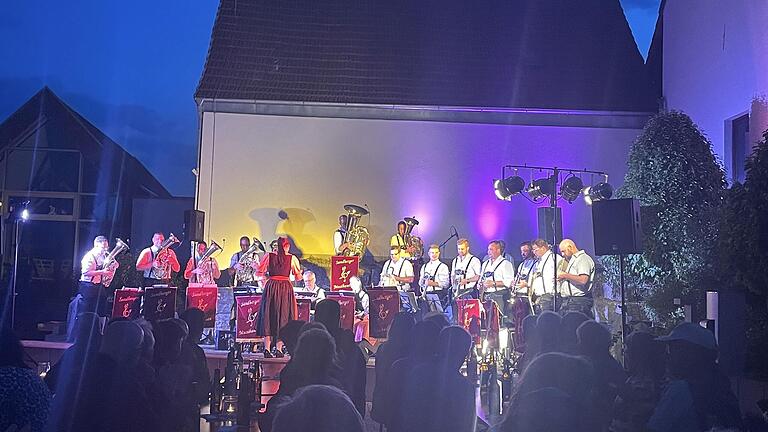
[537,207,562,243]
[592,199,642,255]
[716,290,746,377]
[183,209,205,242]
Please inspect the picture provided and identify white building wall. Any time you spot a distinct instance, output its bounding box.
[196,110,644,261]
[663,0,768,178]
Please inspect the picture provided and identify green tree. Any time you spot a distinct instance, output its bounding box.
[601,111,726,326]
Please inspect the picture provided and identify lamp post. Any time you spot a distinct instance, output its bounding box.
[10,206,29,330]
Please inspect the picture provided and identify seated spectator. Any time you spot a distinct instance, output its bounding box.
[370,312,415,426]
[386,320,441,432]
[402,326,476,432]
[0,326,51,432]
[610,331,666,432]
[423,310,451,330]
[500,352,595,432]
[315,299,367,415]
[272,385,364,432]
[648,322,743,432]
[279,320,306,356]
[69,320,159,432]
[577,320,627,430]
[560,311,589,354]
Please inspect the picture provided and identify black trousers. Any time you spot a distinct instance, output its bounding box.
[78,281,107,317]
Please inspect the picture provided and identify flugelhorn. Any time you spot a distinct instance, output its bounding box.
[101,238,129,288]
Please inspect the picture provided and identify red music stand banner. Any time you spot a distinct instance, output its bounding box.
[296,298,312,322]
[327,295,356,330]
[235,295,262,341]
[330,256,359,291]
[143,287,177,321]
[457,299,482,343]
[112,289,142,319]
[186,284,218,328]
[369,289,400,338]
[483,300,501,349]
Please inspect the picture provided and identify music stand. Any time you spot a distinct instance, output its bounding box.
[399,291,419,313]
[425,293,443,312]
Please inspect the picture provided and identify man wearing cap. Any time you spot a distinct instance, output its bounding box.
[647,322,742,432]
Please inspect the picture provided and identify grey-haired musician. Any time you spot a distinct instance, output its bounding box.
[557,238,595,317]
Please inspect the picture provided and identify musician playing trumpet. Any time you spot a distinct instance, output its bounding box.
[136,232,181,287]
[184,241,221,284]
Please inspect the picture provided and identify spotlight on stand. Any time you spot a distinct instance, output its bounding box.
[560,176,584,203]
[583,182,613,206]
[526,176,556,201]
[21,209,29,221]
[494,176,525,201]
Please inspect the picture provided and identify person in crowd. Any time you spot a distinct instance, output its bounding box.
[610,331,666,432]
[524,310,562,365]
[423,310,451,330]
[272,385,365,432]
[45,312,101,393]
[260,326,342,432]
[560,311,590,355]
[314,299,367,415]
[502,387,590,432]
[152,318,195,431]
[179,309,211,409]
[69,320,159,432]
[278,320,306,356]
[402,326,476,432]
[370,312,416,426]
[577,320,627,431]
[0,327,51,432]
[516,314,539,371]
[500,352,596,432]
[647,322,743,432]
[385,320,441,432]
[44,312,101,431]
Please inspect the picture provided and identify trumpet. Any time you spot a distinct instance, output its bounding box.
[101,238,129,288]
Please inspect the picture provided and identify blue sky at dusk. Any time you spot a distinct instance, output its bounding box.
[0,0,661,196]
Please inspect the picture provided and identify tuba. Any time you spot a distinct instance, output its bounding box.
[152,233,180,280]
[192,240,222,283]
[234,238,264,286]
[101,238,129,288]
[403,217,424,260]
[341,204,370,257]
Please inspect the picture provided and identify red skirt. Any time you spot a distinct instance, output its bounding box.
[256,278,297,338]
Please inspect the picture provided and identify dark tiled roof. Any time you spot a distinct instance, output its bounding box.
[196,0,656,112]
[0,87,171,198]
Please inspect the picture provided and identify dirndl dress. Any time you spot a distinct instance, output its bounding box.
[256,252,298,338]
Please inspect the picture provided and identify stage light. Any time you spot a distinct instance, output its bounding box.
[493,176,525,200]
[582,182,613,205]
[21,209,29,221]
[560,176,584,203]
[526,176,556,201]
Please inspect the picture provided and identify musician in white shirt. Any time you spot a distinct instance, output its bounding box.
[79,236,111,315]
[517,238,563,313]
[379,247,414,291]
[302,270,326,304]
[557,239,596,317]
[479,241,516,294]
[334,214,350,255]
[420,244,450,293]
[451,238,482,299]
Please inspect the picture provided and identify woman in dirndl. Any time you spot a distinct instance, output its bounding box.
[256,237,302,356]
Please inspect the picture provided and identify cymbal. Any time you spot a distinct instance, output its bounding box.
[343,204,369,216]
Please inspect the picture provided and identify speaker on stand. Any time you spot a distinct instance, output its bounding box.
[592,198,642,361]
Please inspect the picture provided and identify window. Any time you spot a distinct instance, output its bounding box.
[5,149,80,192]
[729,113,750,184]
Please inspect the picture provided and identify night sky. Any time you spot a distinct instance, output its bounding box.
[0,0,661,196]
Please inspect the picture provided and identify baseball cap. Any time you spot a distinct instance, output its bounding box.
[657,322,717,350]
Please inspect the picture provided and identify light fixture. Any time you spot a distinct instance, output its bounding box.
[526,176,556,201]
[493,176,525,200]
[583,182,613,205]
[560,175,584,203]
[21,209,29,221]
